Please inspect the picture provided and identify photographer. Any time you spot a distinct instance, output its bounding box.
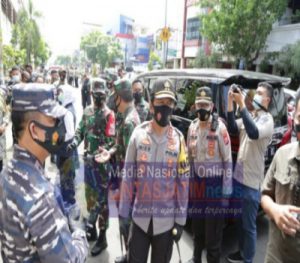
[226,82,274,263]
[261,89,300,263]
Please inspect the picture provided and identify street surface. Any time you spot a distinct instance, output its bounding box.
[2,86,269,263]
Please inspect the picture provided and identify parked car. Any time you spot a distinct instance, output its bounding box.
[135,68,291,171]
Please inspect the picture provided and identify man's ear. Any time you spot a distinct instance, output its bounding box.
[28,121,39,140]
[150,102,154,114]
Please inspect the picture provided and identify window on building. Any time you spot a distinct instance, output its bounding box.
[186,17,201,41]
[126,24,133,35]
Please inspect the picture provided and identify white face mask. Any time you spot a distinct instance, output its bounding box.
[252,94,263,110]
[11,75,20,83]
[58,93,64,104]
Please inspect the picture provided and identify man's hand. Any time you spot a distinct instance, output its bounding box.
[0,125,6,135]
[231,87,245,109]
[172,223,183,243]
[95,146,111,163]
[272,204,300,236]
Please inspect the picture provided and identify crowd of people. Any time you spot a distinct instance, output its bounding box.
[0,64,299,263]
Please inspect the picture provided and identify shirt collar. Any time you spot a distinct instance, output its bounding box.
[147,120,174,139]
[287,142,300,162]
[122,105,134,118]
[13,144,44,172]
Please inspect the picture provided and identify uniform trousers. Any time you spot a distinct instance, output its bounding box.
[128,220,173,263]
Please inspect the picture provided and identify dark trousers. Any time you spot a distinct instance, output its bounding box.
[128,221,173,263]
[82,94,91,109]
[192,218,224,263]
[0,160,2,173]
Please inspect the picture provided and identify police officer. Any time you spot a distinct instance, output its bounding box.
[70,78,115,256]
[0,84,88,262]
[261,89,300,263]
[96,79,140,263]
[186,86,232,263]
[118,78,189,263]
[132,79,150,123]
[226,82,274,263]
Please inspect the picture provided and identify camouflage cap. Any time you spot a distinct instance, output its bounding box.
[195,86,212,104]
[114,79,133,101]
[12,84,67,118]
[151,78,176,102]
[91,78,107,94]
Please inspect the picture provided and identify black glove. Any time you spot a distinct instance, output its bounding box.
[67,141,77,152]
[119,216,131,239]
[172,223,183,243]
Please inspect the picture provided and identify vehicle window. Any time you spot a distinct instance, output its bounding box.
[269,87,287,127]
[175,79,218,120]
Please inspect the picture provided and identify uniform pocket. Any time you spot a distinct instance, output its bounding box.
[274,171,292,203]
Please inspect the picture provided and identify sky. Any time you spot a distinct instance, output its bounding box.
[33,0,184,62]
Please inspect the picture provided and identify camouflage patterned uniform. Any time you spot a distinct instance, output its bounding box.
[75,97,115,232]
[109,79,140,263]
[135,97,150,123]
[0,84,88,262]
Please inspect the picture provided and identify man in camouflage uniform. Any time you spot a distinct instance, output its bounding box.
[71,78,115,256]
[0,84,88,262]
[98,79,140,263]
[132,79,150,123]
[105,79,140,186]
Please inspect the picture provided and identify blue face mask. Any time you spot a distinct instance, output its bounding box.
[252,94,263,110]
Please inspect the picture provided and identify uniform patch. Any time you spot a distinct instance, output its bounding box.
[167,140,176,151]
[138,145,151,152]
[207,131,216,157]
[167,158,174,167]
[165,150,178,158]
[142,138,151,145]
[139,152,148,162]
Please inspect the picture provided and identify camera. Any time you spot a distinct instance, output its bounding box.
[231,84,243,93]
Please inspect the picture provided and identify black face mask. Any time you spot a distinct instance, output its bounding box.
[133,92,143,104]
[197,108,211,121]
[153,105,173,127]
[30,119,66,154]
[295,124,300,141]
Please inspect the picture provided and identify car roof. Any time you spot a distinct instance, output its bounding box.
[137,68,291,88]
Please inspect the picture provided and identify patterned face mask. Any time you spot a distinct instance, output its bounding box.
[30,118,66,154]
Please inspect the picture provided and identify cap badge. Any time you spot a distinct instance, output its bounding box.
[200,91,206,97]
[164,81,171,90]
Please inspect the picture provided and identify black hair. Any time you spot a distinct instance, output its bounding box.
[132,79,144,88]
[11,66,20,72]
[50,69,58,74]
[11,111,38,140]
[258,82,273,100]
[120,93,133,103]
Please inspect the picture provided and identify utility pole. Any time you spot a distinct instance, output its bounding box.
[162,0,168,68]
